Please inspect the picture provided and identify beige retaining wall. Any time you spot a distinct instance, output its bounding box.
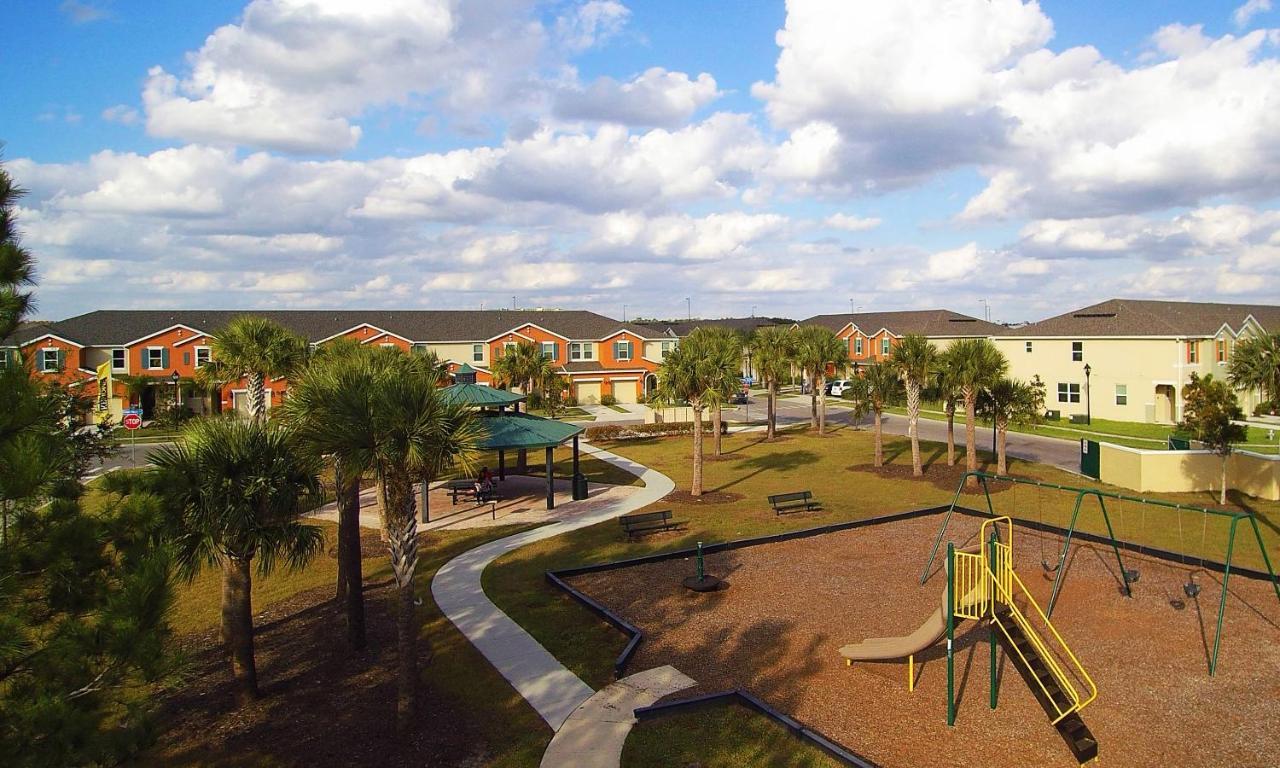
[1098,443,1280,500]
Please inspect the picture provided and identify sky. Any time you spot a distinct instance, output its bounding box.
[4,0,1280,325]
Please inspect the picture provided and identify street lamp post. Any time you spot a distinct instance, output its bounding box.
[1083,363,1092,426]
[170,371,181,422]
[685,297,691,320]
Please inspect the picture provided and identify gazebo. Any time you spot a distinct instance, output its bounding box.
[435,365,587,511]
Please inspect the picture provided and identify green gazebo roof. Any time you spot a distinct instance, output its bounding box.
[475,411,584,450]
[440,382,526,407]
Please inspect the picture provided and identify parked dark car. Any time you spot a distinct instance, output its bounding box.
[731,390,749,405]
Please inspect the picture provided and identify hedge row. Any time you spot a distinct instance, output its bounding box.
[584,420,728,441]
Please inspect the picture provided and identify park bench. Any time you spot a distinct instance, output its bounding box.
[768,490,821,515]
[619,510,683,538]
[447,479,476,504]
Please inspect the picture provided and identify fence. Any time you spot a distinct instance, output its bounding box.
[1097,443,1280,500]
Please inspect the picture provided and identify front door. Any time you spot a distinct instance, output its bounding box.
[1154,385,1175,423]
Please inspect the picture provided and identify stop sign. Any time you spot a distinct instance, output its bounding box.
[122,413,143,430]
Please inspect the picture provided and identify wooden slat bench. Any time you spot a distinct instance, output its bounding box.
[768,491,821,515]
[447,479,476,504]
[619,510,683,538]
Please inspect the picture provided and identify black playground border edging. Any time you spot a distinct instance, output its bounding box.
[542,501,1280,766]
[632,689,879,768]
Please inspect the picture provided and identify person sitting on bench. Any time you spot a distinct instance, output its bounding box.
[474,467,496,502]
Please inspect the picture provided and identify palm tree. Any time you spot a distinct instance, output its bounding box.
[701,327,744,456]
[945,338,1008,484]
[861,362,902,468]
[1228,333,1280,413]
[367,351,482,732]
[982,376,1045,475]
[794,325,847,434]
[750,326,796,440]
[935,350,962,466]
[197,315,308,421]
[891,334,939,477]
[150,417,324,705]
[654,327,736,496]
[0,159,35,338]
[280,339,373,650]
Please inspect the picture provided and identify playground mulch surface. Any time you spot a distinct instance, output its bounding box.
[569,513,1280,768]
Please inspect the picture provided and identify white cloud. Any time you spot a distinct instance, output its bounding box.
[556,0,630,52]
[553,68,720,128]
[1233,0,1272,29]
[824,213,880,232]
[101,104,140,125]
[141,0,548,153]
[59,0,106,24]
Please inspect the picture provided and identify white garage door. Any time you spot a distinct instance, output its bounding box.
[575,381,602,405]
[611,380,638,404]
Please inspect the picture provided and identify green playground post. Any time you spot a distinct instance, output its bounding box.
[988,531,998,710]
[1209,517,1240,676]
[1246,514,1280,605]
[921,475,971,585]
[1046,490,1131,618]
[979,474,996,518]
[946,543,956,726]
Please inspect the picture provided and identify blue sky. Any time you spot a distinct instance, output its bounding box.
[4,0,1279,323]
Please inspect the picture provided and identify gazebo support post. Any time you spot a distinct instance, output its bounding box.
[498,449,505,481]
[545,446,555,510]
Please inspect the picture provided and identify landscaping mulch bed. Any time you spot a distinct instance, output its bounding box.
[569,513,1280,768]
[146,532,499,768]
[845,459,1017,495]
[662,490,745,505]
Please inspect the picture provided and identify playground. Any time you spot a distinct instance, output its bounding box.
[567,496,1280,767]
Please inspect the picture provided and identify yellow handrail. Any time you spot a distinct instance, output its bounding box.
[988,564,1098,722]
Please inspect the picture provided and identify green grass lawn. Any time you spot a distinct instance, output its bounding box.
[621,705,841,767]
[486,426,1280,694]
[528,406,594,421]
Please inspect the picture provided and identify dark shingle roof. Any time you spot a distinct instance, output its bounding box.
[1005,299,1280,338]
[6,309,659,346]
[636,317,792,337]
[799,309,1003,338]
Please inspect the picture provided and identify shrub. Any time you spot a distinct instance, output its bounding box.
[601,394,618,406]
[564,394,578,407]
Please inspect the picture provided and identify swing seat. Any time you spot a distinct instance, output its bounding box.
[1124,568,1140,584]
[1041,559,1060,573]
[1183,582,1201,598]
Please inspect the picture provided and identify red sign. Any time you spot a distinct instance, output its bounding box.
[122,413,143,430]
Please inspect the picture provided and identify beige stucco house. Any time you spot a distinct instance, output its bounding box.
[994,300,1280,424]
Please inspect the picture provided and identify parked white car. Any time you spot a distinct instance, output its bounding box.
[827,379,854,397]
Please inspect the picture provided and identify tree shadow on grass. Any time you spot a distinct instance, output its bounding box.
[713,450,819,493]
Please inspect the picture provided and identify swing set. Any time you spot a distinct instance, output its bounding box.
[920,471,1280,676]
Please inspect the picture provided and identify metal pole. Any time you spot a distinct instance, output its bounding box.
[1095,495,1132,597]
[980,475,996,518]
[1246,515,1280,605]
[946,543,956,726]
[696,541,704,582]
[1210,517,1239,676]
[1046,491,1090,617]
[989,530,998,711]
[920,472,971,584]
[545,446,555,510]
[498,449,505,480]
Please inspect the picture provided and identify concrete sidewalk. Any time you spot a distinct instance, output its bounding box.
[431,442,675,730]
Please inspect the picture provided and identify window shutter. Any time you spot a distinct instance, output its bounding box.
[613,341,620,359]
[183,351,191,365]
[56,348,65,370]
[161,347,170,369]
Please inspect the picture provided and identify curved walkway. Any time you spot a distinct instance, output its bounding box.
[431,442,675,731]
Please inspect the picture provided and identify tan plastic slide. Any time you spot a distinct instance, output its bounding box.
[839,572,984,663]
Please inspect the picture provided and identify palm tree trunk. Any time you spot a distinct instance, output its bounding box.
[945,400,956,466]
[382,470,419,735]
[817,376,827,434]
[907,382,922,477]
[997,419,1008,476]
[767,380,777,440]
[335,461,366,650]
[691,404,704,496]
[249,371,266,421]
[221,555,259,705]
[809,375,818,430]
[712,403,723,456]
[964,388,979,486]
[874,409,883,467]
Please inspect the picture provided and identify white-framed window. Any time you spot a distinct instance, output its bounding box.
[40,347,61,373]
[570,342,594,361]
[111,348,127,371]
[195,346,211,367]
[1216,339,1227,363]
[881,337,891,356]
[660,340,676,357]
[854,337,863,356]
[144,346,166,370]
[613,340,632,361]
[1186,340,1199,364]
[0,348,9,369]
[1115,384,1127,406]
[1071,341,1083,362]
[1025,341,1033,353]
[502,342,516,356]
[379,342,396,349]
[1057,382,1081,403]
[541,341,558,361]
[472,343,484,362]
